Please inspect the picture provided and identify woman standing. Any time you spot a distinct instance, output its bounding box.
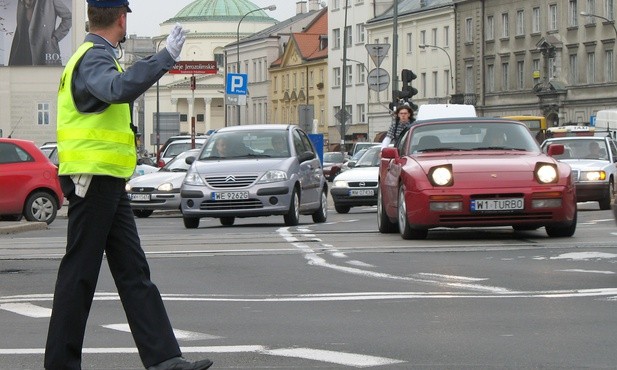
[381,105,415,148]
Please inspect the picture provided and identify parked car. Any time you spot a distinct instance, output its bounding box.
[156,135,209,166]
[330,145,381,213]
[126,149,200,218]
[39,142,58,166]
[158,138,207,167]
[378,117,577,239]
[180,124,328,228]
[349,141,380,157]
[322,151,347,181]
[0,138,64,224]
[541,135,617,210]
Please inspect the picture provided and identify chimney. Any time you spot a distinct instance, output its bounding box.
[308,0,320,11]
[296,1,307,14]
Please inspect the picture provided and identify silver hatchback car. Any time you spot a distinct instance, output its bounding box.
[180,124,328,228]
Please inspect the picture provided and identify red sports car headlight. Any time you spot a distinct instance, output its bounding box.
[534,163,558,184]
[428,165,453,187]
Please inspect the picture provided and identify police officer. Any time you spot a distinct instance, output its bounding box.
[44,1,212,369]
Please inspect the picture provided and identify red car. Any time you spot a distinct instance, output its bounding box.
[377,118,577,239]
[0,138,64,224]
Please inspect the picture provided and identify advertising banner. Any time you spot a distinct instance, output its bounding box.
[0,0,73,66]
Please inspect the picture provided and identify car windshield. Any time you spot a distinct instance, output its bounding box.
[199,130,290,159]
[160,150,198,172]
[355,146,381,167]
[408,122,539,153]
[324,152,344,163]
[543,138,609,160]
[164,142,204,158]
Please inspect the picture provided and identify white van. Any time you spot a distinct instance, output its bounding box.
[416,104,477,121]
[594,109,617,138]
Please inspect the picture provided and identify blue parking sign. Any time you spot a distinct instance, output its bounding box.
[226,73,248,95]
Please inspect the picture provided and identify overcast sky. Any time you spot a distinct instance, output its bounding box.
[126,0,300,37]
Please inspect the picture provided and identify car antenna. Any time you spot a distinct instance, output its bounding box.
[7,117,22,138]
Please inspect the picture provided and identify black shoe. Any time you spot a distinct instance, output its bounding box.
[147,356,213,370]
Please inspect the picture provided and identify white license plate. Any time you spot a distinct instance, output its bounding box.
[130,193,150,201]
[471,198,524,212]
[349,189,374,196]
[212,191,249,200]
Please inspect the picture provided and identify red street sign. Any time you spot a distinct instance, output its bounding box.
[169,61,218,74]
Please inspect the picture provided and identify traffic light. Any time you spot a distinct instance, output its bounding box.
[392,69,418,110]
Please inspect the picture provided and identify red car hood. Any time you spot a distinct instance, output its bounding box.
[413,152,559,189]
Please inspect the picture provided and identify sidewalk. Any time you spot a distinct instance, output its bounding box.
[0,205,67,235]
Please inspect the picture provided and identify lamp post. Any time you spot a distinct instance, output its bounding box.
[155,38,165,165]
[419,44,454,98]
[235,4,276,125]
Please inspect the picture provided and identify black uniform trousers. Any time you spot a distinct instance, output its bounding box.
[44,175,181,369]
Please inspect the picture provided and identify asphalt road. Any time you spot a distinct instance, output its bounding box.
[0,202,616,369]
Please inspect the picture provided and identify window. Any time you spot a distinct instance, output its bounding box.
[517,61,524,89]
[586,0,596,24]
[431,28,437,44]
[444,26,450,47]
[432,71,438,96]
[356,64,365,84]
[606,50,614,81]
[533,58,541,85]
[293,73,297,89]
[549,4,558,31]
[549,57,556,78]
[345,65,352,86]
[345,105,352,125]
[444,69,451,93]
[465,18,473,42]
[273,76,278,92]
[486,15,495,40]
[421,73,427,98]
[356,23,365,43]
[606,0,615,20]
[420,30,426,45]
[487,64,495,92]
[532,7,541,33]
[516,10,524,36]
[333,67,341,87]
[38,102,50,125]
[333,0,340,9]
[587,52,596,83]
[465,65,474,93]
[357,104,365,123]
[569,54,578,83]
[406,32,413,52]
[301,72,305,88]
[309,71,314,87]
[345,25,352,47]
[569,0,578,26]
[502,13,509,38]
[214,52,224,68]
[502,62,509,90]
[333,28,341,49]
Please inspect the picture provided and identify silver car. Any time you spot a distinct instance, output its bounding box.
[541,135,617,209]
[126,149,201,218]
[180,125,328,228]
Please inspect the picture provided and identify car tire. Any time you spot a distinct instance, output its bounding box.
[599,178,614,210]
[183,216,200,229]
[377,186,397,233]
[284,188,300,226]
[133,210,153,218]
[23,191,57,224]
[545,211,577,238]
[220,216,235,226]
[335,204,350,214]
[311,188,328,223]
[397,185,427,240]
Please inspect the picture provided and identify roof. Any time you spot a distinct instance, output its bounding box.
[270,8,328,66]
[164,0,278,23]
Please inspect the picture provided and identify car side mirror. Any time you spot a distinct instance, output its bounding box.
[347,161,356,168]
[381,147,399,159]
[298,151,315,163]
[185,156,195,165]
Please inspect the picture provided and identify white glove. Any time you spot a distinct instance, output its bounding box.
[70,174,93,198]
[165,23,188,61]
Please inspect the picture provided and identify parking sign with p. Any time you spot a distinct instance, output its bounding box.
[226,73,248,95]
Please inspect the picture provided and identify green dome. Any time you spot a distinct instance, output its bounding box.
[168,0,277,23]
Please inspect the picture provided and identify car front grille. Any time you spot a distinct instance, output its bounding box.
[205,175,258,188]
[131,187,155,193]
[199,199,263,210]
[572,170,580,182]
[348,181,378,187]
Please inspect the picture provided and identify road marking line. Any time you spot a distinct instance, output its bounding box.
[415,273,488,282]
[0,303,51,318]
[557,269,615,275]
[263,347,405,368]
[0,345,405,367]
[102,324,222,341]
[550,252,617,260]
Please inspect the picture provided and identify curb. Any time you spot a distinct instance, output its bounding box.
[0,221,48,235]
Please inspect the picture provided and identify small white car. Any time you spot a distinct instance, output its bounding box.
[541,135,617,209]
[330,145,380,214]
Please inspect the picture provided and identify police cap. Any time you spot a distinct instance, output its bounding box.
[87,0,132,12]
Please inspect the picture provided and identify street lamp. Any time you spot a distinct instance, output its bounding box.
[155,38,165,165]
[419,44,454,97]
[235,4,276,125]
